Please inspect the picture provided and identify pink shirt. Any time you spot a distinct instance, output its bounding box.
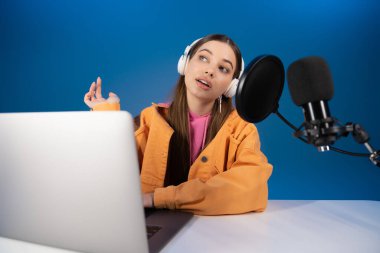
[188,111,211,164]
[157,103,211,164]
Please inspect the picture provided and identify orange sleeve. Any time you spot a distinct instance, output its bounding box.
[92,102,120,111]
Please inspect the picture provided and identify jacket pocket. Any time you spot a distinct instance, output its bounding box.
[194,165,219,182]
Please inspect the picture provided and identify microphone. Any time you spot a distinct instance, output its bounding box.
[235,54,379,166]
[287,56,337,150]
[286,56,379,167]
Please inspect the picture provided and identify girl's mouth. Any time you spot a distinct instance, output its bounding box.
[196,79,211,90]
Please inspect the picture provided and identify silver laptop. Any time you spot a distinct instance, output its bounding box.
[0,111,192,253]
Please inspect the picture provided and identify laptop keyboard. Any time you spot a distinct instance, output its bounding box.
[144,208,156,218]
[146,225,162,239]
[144,208,162,238]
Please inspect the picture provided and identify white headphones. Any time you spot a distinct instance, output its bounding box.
[177,37,244,98]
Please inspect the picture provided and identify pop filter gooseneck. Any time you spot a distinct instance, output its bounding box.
[235,55,285,123]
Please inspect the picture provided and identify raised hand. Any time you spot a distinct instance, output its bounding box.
[84,76,120,109]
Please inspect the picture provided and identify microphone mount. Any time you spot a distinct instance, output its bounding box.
[273,110,379,168]
[293,117,380,167]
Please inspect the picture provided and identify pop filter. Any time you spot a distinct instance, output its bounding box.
[235,55,285,123]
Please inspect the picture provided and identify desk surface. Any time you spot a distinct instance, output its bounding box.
[1,200,380,253]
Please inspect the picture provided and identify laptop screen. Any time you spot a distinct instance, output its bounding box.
[0,111,149,253]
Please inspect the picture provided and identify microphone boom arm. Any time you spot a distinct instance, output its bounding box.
[274,110,380,168]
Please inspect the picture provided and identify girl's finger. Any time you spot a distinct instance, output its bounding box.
[84,91,91,102]
[95,76,102,99]
[84,92,94,108]
[89,82,96,93]
[107,92,120,104]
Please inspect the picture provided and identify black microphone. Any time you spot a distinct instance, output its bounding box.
[236,55,379,166]
[286,56,380,166]
[287,56,339,150]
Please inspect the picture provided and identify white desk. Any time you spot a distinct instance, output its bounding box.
[1,200,380,253]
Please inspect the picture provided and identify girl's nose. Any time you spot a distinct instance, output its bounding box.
[205,70,214,77]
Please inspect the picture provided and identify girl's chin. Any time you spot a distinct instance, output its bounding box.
[189,92,217,102]
[186,86,218,100]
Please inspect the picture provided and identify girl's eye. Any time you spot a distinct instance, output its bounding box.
[219,66,230,74]
[199,55,208,62]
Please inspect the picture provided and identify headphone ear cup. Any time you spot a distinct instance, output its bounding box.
[223,78,239,97]
[177,55,187,75]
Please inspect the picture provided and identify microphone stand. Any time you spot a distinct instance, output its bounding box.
[274,110,380,168]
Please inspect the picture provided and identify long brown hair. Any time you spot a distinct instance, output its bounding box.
[164,34,243,186]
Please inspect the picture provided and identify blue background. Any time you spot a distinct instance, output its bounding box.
[1,0,379,200]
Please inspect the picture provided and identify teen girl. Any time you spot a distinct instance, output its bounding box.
[84,34,273,215]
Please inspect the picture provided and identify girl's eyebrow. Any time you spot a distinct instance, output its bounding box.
[198,48,234,70]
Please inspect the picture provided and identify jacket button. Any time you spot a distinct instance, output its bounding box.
[201,156,208,163]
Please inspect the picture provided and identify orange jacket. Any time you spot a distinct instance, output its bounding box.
[94,102,273,215]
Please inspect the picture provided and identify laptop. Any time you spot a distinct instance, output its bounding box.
[0,111,193,253]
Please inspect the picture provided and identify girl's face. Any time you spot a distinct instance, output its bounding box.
[184,40,237,102]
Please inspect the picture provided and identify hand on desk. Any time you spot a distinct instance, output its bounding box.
[143,192,154,208]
